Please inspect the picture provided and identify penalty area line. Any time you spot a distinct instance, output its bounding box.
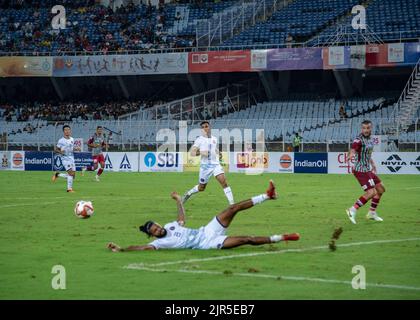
[124,237,420,268]
[124,266,420,292]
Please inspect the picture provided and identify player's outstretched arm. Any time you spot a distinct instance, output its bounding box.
[107,242,155,252]
[171,191,186,226]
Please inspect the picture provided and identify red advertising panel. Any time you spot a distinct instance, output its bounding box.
[366,43,403,67]
[189,50,251,73]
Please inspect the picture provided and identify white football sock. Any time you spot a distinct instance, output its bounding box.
[186,185,199,196]
[270,235,283,243]
[251,194,269,205]
[350,206,357,213]
[223,186,234,205]
[67,175,73,190]
[58,173,68,178]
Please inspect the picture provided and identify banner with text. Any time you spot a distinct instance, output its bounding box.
[328,152,420,174]
[140,152,183,172]
[189,50,251,73]
[53,53,188,77]
[0,56,52,77]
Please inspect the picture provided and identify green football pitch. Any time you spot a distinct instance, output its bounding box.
[0,171,419,300]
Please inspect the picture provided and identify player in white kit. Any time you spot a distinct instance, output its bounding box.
[107,180,300,252]
[52,125,80,192]
[182,121,234,205]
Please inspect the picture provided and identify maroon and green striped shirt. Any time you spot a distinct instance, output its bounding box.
[351,134,374,173]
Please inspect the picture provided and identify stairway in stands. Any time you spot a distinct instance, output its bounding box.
[306,0,375,46]
[388,57,420,137]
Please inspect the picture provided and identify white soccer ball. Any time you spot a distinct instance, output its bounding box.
[74,200,94,219]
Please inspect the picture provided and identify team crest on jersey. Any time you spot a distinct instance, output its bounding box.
[105,154,113,169]
[170,226,175,231]
[119,154,131,170]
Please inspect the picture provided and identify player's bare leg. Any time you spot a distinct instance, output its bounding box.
[367,183,385,221]
[82,162,97,177]
[66,169,75,192]
[182,183,206,204]
[346,188,377,224]
[95,161,105,181]
[217,180,277,228]
[53,169,75,192]
[215,173,234,205]
[222,233,300,249]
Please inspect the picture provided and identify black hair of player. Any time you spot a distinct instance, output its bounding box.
[97,126,103,129]
[200,121,210,127]
[361,120,372,125]
[63,125,71,131]
[139,220,155,237]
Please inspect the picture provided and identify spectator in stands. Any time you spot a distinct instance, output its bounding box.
[339,103,348,119]
[286,34,294,48]
[293,132,302,152]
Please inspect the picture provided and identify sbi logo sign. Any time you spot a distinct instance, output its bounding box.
[144,152,179,168]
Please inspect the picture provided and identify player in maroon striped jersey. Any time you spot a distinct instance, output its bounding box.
[346,120,385,224]
[82,126,108,181]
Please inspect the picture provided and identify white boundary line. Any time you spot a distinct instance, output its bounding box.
[123,237,420,293]
[124,237,420,268]
[125,266,420,292]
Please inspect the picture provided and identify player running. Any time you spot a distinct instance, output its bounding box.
[107,180,300,252]
[82,126,108,181]
[346,120,386,224]
[52,125,80,193]
[182,121,234,205]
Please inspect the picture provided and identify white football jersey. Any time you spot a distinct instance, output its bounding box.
[149,221,205,249]
[192,135,219,166]
[57,137,75,162]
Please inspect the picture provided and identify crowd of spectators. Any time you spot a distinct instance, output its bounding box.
[0,100,150,122]
[0,0,219,54]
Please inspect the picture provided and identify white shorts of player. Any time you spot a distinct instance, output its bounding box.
[199,164,224,184]
[196,217,228,250]
[62,159,76,172]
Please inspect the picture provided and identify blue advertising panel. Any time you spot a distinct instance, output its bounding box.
[53,152,93,171]
[25,152,53,171]
[294,153,328,174]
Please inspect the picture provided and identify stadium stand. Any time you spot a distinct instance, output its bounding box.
[1,0,419,54]
[310,0,420,45]
[2,94,419,148]
[223,0,362,46]
[0,0,239,54]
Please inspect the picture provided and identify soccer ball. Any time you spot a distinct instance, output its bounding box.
[74,200,94,219]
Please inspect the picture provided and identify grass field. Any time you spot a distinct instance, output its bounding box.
[0,171,420,300]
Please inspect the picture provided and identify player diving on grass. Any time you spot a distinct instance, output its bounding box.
[107,180,300,252]
[52,125,81,193]
[182,121,235,205]
[346,120,385,224]
[82,125,108,181]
